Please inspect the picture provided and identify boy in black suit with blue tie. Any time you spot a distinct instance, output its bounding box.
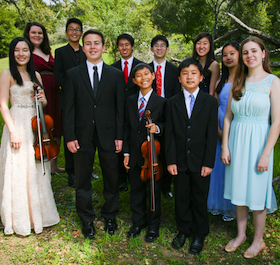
[123,63,166,242]
[165,58,218,254]
[149,35,181,198]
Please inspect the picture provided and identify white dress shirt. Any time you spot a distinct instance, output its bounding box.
[86,60,103,89]
[183,87,200,119]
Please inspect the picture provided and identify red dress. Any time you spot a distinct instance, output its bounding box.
[33,53,62,137]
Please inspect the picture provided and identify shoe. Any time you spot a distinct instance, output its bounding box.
[82,222,95,239]
[119,183,128,192]
[91,172,99,180]
[105,219,117,235]
[171,232,189,249]
[225,236,247,252]
[189,237,204,255]
[145,228,159,242]
[127,224,146,238]
[164,191,174,199]
[68,173,76,188]
[244,242,266,259]
[222,215,235,222]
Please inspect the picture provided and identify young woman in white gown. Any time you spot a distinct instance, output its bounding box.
[0,37,59,236]
[221,36,280,258]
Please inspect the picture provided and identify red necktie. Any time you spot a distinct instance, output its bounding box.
[156,65,162,96]
[124,61,128,84]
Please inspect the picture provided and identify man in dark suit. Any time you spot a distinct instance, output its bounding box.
[63,29,125,239]
[165,58,218,255]
[149,35,181,199]
[54,18,87,187]
[123,63,166,242]
[111,33,143,192]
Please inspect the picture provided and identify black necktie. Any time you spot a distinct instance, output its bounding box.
[93,65,99,97]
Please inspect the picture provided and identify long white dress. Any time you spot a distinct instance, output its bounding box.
[0,81,59,236]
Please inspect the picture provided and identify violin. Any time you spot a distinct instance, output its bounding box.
[140,110,162,211]
[31,84,59,173]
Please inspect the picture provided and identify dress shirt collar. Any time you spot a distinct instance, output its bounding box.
[121,56,134,70]
[138,89,153,108]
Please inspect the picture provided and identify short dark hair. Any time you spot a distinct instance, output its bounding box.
[131,63,153,79]
[116,33,134,47]
[82,29,105,46]
[178,58,203,75]
[151,35,169,47]
[66,18,83,31]
[24,22,51,55]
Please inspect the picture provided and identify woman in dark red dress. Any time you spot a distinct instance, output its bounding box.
[24,22,65,174]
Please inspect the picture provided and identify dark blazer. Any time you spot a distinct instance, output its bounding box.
[149,61,181,99]
[63,62,125,152]
[54,43,87,109]
[124,91,166,168]
[111,57,143,98]
[165,90,218,172]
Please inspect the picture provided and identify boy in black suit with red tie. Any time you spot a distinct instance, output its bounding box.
[111,33,143,192]
[123,63,166,242]
[165,58,218,254]
[149,35,181,199]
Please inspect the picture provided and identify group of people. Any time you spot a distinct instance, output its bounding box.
[0,17,279,259]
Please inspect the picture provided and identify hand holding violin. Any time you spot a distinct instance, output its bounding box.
[33,87,47,107]
[145,123,158,134]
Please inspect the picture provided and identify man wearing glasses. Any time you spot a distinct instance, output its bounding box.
[54,18,87,188]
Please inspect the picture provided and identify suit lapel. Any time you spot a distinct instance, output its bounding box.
[164,62,171,95]
[175,91,189,122]
[79,63,95,102]
[96,63,110,101]
[189,89,206,122]
[66,44,79,66]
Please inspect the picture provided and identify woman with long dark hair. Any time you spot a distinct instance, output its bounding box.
[24,22,64,174]
[192,32,220,95]
[0,37,59,236]
[221,36,279,258]
[207,41,240,221]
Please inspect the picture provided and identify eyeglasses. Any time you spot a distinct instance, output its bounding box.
[67,28,82,33]
[154,43,166,48]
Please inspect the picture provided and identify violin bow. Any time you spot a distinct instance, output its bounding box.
[34,84,45,175]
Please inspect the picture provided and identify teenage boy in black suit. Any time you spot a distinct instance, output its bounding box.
[165,58,218,254]
[123,63,166,242]
[111,33,143,192]
[149,35,181,199]
[54,18,87,187]
[63,29,125,239]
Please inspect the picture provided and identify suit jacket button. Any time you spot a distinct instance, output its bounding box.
[187,150,190,154]
[92,121,95,124]
[187,138,191,141]
[94,105,96,108]
[138,131,140,134]
[187,125,191,129]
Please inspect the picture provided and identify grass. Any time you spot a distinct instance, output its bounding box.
[0,46,280,264]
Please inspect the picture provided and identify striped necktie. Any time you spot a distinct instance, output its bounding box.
[189,94,195,116]
[139,97,145,121]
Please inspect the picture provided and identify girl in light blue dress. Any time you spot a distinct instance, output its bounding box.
[221,37,279,259]
[207,42,239,221]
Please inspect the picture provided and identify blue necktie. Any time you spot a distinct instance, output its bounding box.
[189,94,195,116]
[139,97,145,121]
[93,65,99,97]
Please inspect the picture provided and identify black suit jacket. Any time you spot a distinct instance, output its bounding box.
[63,62,125,152]
[149,61,181,99]
[124,91,166,168]
[111,57,143,98]
[165,90,218,172]
[54,43,87,109]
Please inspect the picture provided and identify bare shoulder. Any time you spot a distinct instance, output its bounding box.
[209,60,219,71]
[270,75,280,95]
[0,69,11,79]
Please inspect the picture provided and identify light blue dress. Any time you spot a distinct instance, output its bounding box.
[208,82,236,217]
[224,74,277,213]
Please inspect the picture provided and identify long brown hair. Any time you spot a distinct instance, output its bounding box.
[232,36,272,101]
